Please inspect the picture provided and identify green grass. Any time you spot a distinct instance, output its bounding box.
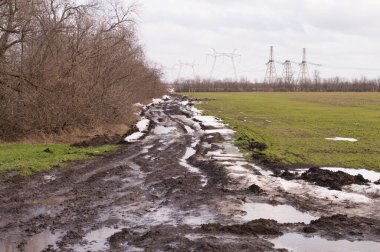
[0,144,118,176]
[186,92,380,171]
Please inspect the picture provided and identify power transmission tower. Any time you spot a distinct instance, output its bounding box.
[282,60,294,84]
[175,61,197,80]
[264,46,277,84]
[297,48,310,84]
[207,49,241,81]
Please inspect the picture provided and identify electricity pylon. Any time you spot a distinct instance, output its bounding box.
[297,48,311,84]
[264,46,277,84]
[207,49,241,81]
[175,61,197,80]
[282,60,294,84]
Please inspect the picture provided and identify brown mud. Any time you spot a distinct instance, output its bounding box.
[0,96,379,251]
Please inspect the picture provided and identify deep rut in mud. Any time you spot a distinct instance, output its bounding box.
[0,96,380,252]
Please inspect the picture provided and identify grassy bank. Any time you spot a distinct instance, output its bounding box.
[186,92,380,171]
[0,144,117,176]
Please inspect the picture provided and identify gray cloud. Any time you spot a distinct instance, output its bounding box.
[132,0,380,81]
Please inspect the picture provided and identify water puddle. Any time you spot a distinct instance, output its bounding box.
[25,230,63,251]
[75,226,120,252]
[240,203,317,224]
[0,230,63,252]
[271,233,380,252]
[182,205,215,226]
[179,142,208,187]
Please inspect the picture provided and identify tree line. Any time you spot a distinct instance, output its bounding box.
[0,0,165,141]
[173,77,380,92]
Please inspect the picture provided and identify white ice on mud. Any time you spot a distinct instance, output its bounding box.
[136,118,150,132]
[124,117,150,142]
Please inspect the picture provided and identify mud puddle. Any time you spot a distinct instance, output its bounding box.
[0,230,63,252]
[239,203,317,224]
[271,233,380,252]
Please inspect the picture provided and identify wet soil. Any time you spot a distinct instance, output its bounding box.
[280,167,369,190]
[0,96,379,252]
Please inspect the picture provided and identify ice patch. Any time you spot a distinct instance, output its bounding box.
[325,137,358,142]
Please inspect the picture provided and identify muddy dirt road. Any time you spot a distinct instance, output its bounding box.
[1,96,380,251]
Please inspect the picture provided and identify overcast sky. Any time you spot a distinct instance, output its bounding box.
[131,0,380,81]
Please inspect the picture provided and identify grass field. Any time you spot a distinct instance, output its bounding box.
[0,144,117,176]
[186,92,380,171]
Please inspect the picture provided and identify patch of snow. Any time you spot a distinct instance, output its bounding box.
[348,184,380,197]
[152,98,162,105]
[124,132,145,143]
[180,100,189,106]
[136,118,150,132]
[133,103,143,107]
[162,95,171,100]
[325,137,358,142]
[205,129,235,135]
[194,115,224,128]
[191,107,203,115]
[43,175,56,182]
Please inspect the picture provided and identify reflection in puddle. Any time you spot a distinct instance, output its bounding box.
[75,226,120,252]
[241,203,317,224]
[24,230,63,252]
[271,233,380,252]
[0,230,63,252]
[182,205,215,226]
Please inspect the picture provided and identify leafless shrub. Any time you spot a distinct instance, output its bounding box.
[0,0,165,141]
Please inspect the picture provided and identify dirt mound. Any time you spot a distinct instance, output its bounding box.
[300,167,369,190]
[248,184,263,194]
[108,228,134,249]
[201,219,283,236]
[306,214,380,241]
[279,170,298,180]
[72,134,122,147]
